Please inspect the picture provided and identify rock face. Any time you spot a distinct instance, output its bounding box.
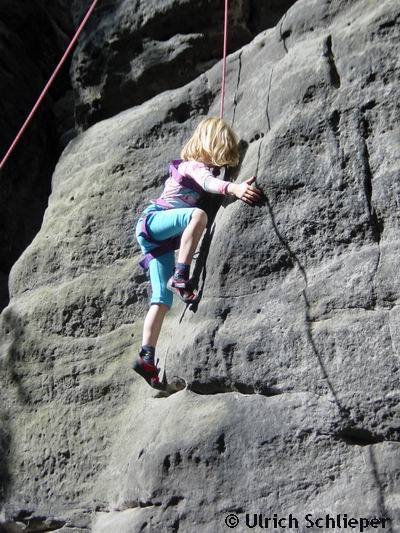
[71,0,297,129]
[0,0,74,312]
[1,0,400,531]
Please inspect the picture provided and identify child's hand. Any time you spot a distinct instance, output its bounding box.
[228,176,263,205]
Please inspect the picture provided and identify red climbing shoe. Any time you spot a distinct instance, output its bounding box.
[167,276,199,304]
[132,355,163,390]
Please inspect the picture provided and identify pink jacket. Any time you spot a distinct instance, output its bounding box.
[155,160,229,209]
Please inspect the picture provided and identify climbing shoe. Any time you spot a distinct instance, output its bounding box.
[132,350,163,389]
[167,276,198,304]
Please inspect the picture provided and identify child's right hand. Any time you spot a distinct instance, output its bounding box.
[228,176,263,205]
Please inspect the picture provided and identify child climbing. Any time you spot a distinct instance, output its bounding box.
[133,117,262,389]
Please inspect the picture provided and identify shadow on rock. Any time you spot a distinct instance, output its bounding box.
[0,306,30,405]
[0,413,11,505]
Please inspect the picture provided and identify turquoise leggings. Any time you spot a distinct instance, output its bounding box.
[136,205,196,307]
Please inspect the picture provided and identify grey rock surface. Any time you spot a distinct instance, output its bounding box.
[0,0,399,531]
[71,0,297,128]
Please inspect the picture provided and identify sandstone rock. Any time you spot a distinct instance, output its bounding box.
[71,0,297,129]
[0,0,399,531]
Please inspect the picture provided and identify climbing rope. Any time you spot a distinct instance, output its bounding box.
[220,0,229,118]
[0,0,99,171]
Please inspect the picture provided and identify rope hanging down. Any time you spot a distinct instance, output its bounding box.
[0,0,99,171]
[220,0,229,118]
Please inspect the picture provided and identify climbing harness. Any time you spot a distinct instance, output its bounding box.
[220,0,229,118]
[169,159,205,194]
[138,160,212,271]
[138,215,181,271]
[0,0,99,171]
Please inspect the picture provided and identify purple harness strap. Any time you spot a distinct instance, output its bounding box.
[138,214,181,270]
[169,159,206,194]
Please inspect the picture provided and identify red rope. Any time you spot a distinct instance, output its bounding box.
[220,0,229,118]
[0,0,99,171]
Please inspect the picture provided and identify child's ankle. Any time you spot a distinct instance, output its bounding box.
[174,262,190,281]
[140,345,155,363]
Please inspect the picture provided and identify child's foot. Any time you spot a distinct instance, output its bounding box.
[167,276,198,304]
[132,349,163,389]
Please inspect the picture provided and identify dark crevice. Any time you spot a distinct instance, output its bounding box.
[139,500,162,508]
[171,517,180,533]
[231,51,243,128]
[323,35,341,89]
[265,67,274,131]
[329,109,340,137]
[361,99,377,112]
[279,14,290,53]
[378,18,398,31]
[188,379,283,397]
[167,102,191,124]
[359,114,384,244]
[0,514,67,533]
[215,433,226,454]
[163,454,171,474]
[255,133,264,178]
[166,495,184,508]
[327,109,344,183]
[337,427,386,446]
[166,90,213,125]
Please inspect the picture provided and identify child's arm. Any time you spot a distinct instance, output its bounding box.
[179,161,229,194]
[179,161,262,205]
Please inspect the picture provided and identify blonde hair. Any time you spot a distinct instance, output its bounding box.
[181,117,239,167]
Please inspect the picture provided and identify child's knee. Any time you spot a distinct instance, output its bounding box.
[192,208,208,227]
[151,291,173,309]
[150,302,171,313]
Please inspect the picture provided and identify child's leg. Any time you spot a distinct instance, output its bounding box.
[142,303,169,348]
[136,207,206,346]
[132,253,173,389]
[139,251,174,350]
[177,208,208,265]
[171,209,208,300]
[146,207,207,284]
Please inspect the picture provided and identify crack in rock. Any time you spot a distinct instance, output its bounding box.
[323,35,341,89]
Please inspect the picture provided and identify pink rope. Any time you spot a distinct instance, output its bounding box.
[220,0,229,118]
[0,0,99,171]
